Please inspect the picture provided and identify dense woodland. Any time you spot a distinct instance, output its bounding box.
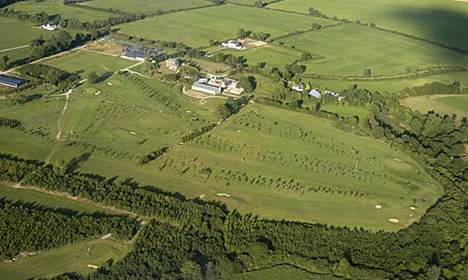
[0,198,139,260]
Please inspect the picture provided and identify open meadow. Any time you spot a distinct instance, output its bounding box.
[270,0,468,50]
[401,94,468,118]
[221,44,302,69]
[116,4,336,47]
[0,238,132,280]
[280,24,468,76]
[4,0,115,21]
[43,50,136,77]
[82,0,213,14]
[127,103,442,231]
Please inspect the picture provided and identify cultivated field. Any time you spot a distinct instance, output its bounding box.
[221,44,302,69]
[0,239,132,280]
[280,24,468,76]
[136,104,442,231]
[401,94,468,118]
[82,0,213,14]
[5,0,114,21]
[116,4,336,47]
[270,0,468,50]
[43,50,136,76]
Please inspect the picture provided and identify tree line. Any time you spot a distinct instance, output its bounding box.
[0,198,139,260]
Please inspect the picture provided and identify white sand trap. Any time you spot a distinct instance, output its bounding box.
[94,91,100,96]
[199,194,206,199]
[87,264,99,269]
[101,233,112,240]
[394,158,402,162]
[388,218,400,224]
[107,82,112,86]
[410,206,416,210]
[129,131,136,135]
[217,193,230,197]
[374,205,382,210]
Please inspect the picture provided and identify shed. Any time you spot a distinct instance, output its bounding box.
[0,74,28,88]
[191,82,221,95]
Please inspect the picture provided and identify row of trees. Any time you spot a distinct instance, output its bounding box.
[17,64,79,90]
[0,199,139,260]
[0,117,21,128]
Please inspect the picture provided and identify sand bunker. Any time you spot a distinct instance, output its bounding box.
[217,193,230,197]
[374,205,382,210]
[388,218,400,224]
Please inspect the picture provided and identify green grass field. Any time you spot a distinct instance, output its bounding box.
[0,185,119,214]
[400,94,468,118]
[320,104,369,118]
[5,0,114,21]
[280,24,468,76]
[115,103,441,231]
[301,72,468,93]
[221,44,302,69]
[83,0,213,14]
[116,4,336,47]
[0,239,132,280]
[227,0,281,5]
[43,50,136,77]
[270,0,468,50]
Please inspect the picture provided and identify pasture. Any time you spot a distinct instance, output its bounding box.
[0,239,132,280]
[221,44,302,69]
[82,0,213,14]
[280,24,468,76]
[140,104,442,231]
[5,0,114,21]
[320,104,369,119]
[0,185,119,214]
[43,50,136,77]
[400,94,468,118]
[116,4,336,47]
[270,0,468,50]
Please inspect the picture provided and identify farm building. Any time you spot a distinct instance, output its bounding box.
[166,59,180,70]
[206,75,244,95]
[222,40,243,50]
[42,23,58,31]
[122,50,146,61]
[0,74,28,88]
[309,89,322,99]
[191,82,221,95]
[292,84,305,92]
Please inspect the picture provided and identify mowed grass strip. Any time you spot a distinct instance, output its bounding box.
[221,44,302,68]
[117,4,336,47]
[270,0,468,50]
[5,0,115,21]
[401,94,468,118]
[0,239,132,280]
[280,24,468,76]
[82,0,213,14]
[143,104,442,231]
[0,185,119,214]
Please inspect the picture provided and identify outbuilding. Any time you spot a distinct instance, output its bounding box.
[0,74,28,88]
[191,82,221,95]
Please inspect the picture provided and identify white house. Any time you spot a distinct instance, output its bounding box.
[221,40,243,50]
[191,82,221,95]
[42,24,58,31]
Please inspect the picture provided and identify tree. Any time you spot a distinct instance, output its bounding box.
[239,76,256,92]
[216,104,232,120]
[254,0,264,7]
[88,71,99,84]
[290,64,306,74]
[0,55,9,70]
[363,68,371,76]
[311,23,322,30]
[301,52,312,61]
[237,28,247,39]
[309,7,323,17]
